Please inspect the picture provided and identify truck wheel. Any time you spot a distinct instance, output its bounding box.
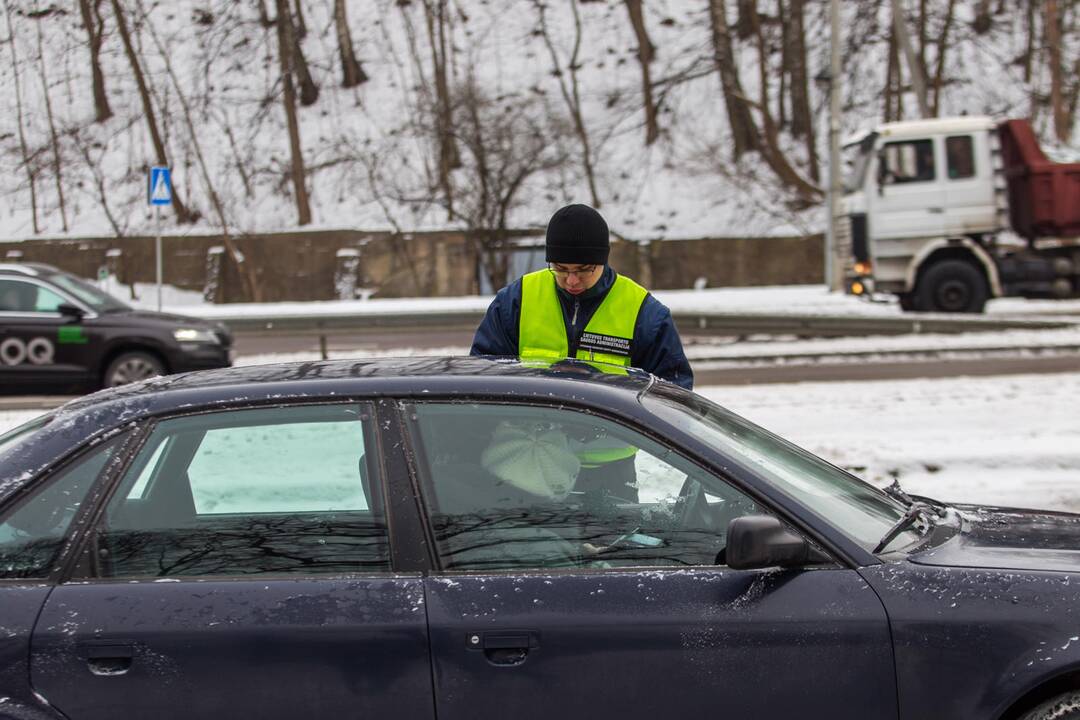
[914,260,989,313]
[898,293,916,312]
[103,351,165,387]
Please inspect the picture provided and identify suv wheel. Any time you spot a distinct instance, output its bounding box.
[914,259,989,313]
[104,351,165,387]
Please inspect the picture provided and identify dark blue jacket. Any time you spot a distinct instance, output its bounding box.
[470,267,694,390]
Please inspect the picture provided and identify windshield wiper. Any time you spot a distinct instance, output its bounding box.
[873,501,936,554]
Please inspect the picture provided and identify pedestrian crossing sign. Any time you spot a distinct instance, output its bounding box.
[148,166,172,206]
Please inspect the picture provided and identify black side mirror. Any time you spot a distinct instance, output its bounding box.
[875,152,888,195]
[57,303,85,319]
[725,515,828,570]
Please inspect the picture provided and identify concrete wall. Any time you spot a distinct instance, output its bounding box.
[0,230,824,301]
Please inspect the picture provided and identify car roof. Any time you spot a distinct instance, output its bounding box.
[0,357,663,504]
[0,262,62,278]
[62,356,657,414]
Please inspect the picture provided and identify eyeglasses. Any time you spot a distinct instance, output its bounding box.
[549,264,599,279]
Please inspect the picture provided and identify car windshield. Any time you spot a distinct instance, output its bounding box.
[0,413,52,458]
[641,385,920,552]
[44,271,130,313]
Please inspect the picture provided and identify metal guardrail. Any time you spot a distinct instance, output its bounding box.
[217,309,1075,339]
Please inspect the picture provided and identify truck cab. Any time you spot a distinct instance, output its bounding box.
[842,116,1080,312]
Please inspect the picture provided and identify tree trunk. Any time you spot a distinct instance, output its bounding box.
[278,0,318,105]
[3,1,39,233]
[292,0,306,38]
[929,0,955,117]
[708,0,761,160]
[735,0,755,39]
[275,0,312,225]
[972,0,993,34]
[535,0,601,207]
[144,11,262,302]
[35,14,68,232]
[423,0,461,215]
[78,0,111,122]
[623,0,659,145]
[1022,0,1036,83]
[109,0,196,223]
[334,0,367,88]
[787,0,817,181]
[1044,0,1069,143]
[890,0,929,118]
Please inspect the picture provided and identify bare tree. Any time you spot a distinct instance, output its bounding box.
[973,0,993,34]
[707,0,761,160]
[623,0,659,145]
[333,0,367,88]
[109,0,197,223]
[77,0,111,122]
[140,5,263,301]
[293,0,307,38]
[929,0,956,117]
[786,0,817,181]
[448,78,572,291]
[534,0,601,208]
[33,11,68,231]
[275,0,313,225]
[1044,0,1070,143]
[274,0,318,105]
[3,0,39,233]
[420,0,460,215]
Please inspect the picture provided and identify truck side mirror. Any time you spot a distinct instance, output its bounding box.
[876,152,888,195]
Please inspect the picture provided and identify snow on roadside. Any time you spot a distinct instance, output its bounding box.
[700,372,1080,513]
[4,371,1079,515]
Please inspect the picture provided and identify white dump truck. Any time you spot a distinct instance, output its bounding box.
[840,116,1080,312]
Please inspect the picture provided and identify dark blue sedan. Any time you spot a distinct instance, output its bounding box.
[1,357,1078,720]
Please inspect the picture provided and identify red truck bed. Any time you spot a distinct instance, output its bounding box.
[997,119,1080,239]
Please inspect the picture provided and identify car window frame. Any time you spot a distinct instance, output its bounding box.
[60,399,421,583]
[398,397,838,576]
[0,428,137,586]
[0,276,97,319]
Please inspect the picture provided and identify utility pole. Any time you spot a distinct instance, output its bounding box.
[890,0,930,118]
[826,0,843,291]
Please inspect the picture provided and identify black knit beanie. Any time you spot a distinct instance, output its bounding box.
[545,204,610,265]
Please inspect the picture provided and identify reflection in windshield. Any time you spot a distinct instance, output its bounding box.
[843,132,877,194]
[45,272,129,313]
[641,385,920,552]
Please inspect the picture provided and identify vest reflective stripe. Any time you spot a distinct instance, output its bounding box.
[519,270,648,368]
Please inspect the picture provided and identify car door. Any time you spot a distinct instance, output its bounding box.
[405,401,898,720]
[0,277,97,385]
[870,137,947,241]
[29,402,434,720]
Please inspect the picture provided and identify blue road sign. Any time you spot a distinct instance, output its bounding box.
[148,166,172,206]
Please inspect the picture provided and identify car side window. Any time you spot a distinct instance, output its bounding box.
[0,437,122,579]
[407,403,763,572]
[95,404,389,578]
[880,139,935,184]
[0,279,65,313]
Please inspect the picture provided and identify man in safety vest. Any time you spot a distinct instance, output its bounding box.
[471,203,693,500]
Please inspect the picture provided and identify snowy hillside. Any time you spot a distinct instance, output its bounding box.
[0,0,1076,241]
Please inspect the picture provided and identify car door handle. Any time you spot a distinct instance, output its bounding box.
[927,207,944,213]
[467,631,539,667]
[80,641,135,677]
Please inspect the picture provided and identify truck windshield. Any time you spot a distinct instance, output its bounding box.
[844,132,878,193]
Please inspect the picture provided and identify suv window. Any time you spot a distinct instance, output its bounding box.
[96,404,389,577]
[0,279,66,313]
[408,403,764,572]
[0,437,122,579]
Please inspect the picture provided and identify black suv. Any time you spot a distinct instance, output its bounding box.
[0,263,232,389]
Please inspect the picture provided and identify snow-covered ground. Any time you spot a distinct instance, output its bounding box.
[4,370,1079,514]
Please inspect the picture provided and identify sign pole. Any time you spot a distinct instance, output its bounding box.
[155,204,162,312]
[148,165,172,312]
